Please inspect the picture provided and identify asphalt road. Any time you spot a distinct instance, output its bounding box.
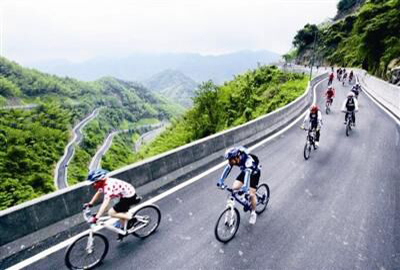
[26,78,400,269]
[55,109,99,189]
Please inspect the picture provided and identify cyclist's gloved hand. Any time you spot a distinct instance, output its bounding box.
[217,179,226,189]
[88,216,97,224]
[239,185,249,194]
[83,203,92,209]
[300,125,305,130]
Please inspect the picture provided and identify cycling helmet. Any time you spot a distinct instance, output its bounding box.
[310,104,319,113]
[224,147,241,160]
[347,92,355,98]
[87,169,108,182]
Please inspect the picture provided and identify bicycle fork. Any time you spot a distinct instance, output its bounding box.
[225,199,235,227]
[86,230,94,254]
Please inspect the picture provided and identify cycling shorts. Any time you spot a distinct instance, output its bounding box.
[236,170,260,189]
[113,194,140,213]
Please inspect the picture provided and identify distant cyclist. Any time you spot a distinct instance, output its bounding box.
[328,73,334,86]
[217,146,261,225]
[301,104,323,147]
[84,169,141,241]
[349,70,354,83]
[325,86,336,105]
[341,92,359,126]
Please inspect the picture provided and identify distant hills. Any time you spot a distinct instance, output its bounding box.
[28,50,281,84]
[143,69,198,108]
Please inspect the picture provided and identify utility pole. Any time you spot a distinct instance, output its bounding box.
[309,30,318,80]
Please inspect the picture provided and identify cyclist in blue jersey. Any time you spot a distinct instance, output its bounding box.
[217,146,261,224]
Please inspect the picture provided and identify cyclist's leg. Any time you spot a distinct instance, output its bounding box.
[249,171,260,211]
[232,171,244,190]
[352,111,356,124]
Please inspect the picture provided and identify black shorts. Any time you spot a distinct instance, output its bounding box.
[236,170,260,189]
[113,194,140,213]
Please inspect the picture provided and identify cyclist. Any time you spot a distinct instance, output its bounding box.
[217,146,261,225]
[84,169,141,241]
[349,70,354,83]
[301,104,323,147]
[342,72,348,85]
[351,83,361,99]
[328,72,334,85]
[341,92,359,126]
[325,86,336,105]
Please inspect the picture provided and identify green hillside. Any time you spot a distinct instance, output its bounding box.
[104,65,308,168]
[0,57,181,210]
[292,0,400,79]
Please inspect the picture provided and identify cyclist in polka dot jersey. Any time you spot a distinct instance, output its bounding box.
[84,169,141,240]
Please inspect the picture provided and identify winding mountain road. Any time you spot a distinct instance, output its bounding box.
[23,76,400,269]
[54,109,99,189]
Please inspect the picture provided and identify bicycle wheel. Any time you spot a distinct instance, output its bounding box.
[303,142,311,160]
[325,105,330,114]
[65,232,108,270]
[132,204,161,238]
[214,207,240,243]
[255,183,270,214]
[346,123,350,136]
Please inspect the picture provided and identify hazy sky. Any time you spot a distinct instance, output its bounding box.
[1,0,339,64]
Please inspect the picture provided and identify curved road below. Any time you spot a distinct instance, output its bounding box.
[26,77,400,269]
[54,109,99,189]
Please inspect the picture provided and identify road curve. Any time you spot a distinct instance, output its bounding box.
[54,109,99,189]
[27,77,400,269]
[88,130,128,171]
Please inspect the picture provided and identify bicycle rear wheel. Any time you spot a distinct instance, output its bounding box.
[65,232,108,270]
[255,183,270,214]
[131,204,161,238]
[303,142,311,160]
[215,207,240,243]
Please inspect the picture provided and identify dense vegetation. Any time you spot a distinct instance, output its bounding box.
[292,0,400,79]
[0,57,181,210]
[106,66,308,165]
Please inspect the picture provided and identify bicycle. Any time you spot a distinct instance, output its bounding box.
[344,111,355,137]
[325,98,332,114]
[214,184,270,243]
[302,127,317,160]
[65,203,161,269]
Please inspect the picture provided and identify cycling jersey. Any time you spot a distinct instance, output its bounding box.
[98,178,136,199]
[302,110,322,128]
[219,147,260,190]
[341,97,359,112]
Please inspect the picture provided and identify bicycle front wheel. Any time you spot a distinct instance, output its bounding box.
[303,142,311,160]
[132,204,161,238]
[255,183,270,214]
[65,232,108,270]
[215,207,240,243]
[346,123,350,136]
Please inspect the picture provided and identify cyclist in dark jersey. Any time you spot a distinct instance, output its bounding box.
[217,146,261,224]
[341,92,359,126]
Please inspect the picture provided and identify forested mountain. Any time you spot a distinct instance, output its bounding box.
[104,65,308,169]
[0,57,181,210]
[28,50,281,84]
[143,70,198,108]
[290,0,400,79]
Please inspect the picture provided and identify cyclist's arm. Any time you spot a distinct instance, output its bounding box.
[354,98,359,112]
[243,169,252,190]
[219,164,232,183]
[89,190,102,205]
[317,111,323,126]
[302,114,309,127]
[341,100,347,112]
[96,196,111,219]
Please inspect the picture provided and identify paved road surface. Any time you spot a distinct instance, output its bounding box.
[26,78,400,269]
[54,109,99,189]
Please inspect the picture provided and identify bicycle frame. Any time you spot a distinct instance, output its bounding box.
[83,208,149,237]
[225,188,253,212]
